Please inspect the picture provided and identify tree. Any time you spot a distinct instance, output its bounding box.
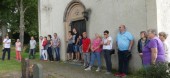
[0,0,38,46]
[16,0,38,50]
[0,0,16,38]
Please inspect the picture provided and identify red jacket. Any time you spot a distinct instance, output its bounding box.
[42,40,48,47]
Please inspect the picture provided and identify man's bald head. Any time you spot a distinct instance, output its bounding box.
[119,24,126,32]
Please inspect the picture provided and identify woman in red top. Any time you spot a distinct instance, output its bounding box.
[42,37,48,61]
[85,33,102,72]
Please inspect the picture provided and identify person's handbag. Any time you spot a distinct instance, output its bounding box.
[110,44,115,55]
[17,47,21,51]
[110,49,115,55]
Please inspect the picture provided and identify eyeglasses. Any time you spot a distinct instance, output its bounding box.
[119,27,121,28]
[104,34,107,35]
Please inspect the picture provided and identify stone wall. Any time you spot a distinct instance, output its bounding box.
[156,0,170,44]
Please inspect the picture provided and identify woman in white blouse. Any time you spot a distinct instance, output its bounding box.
[159,32,169,62]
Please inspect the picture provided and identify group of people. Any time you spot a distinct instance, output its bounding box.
[65,24,169,77]
[2,36,22,61]
[1,35,36,61]
[2,35,37,62]
[137,30,169,66]
[65,25,134,77]
[39,33,61,62]
[1,24,169,77]
[1,33,61,63]
[66,28,101,71]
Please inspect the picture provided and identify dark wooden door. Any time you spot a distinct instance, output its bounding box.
[70,19,86,36]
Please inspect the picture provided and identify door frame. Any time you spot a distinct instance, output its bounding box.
[63,0,86,59]
[63,0,86,40]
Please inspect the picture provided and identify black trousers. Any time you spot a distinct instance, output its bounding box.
[47,47,54,61]
[103,49,112,72]
[2,48,10,60]
[29,49,35,59]
[118,50,131,74]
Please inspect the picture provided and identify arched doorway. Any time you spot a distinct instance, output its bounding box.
[64,0,86,39]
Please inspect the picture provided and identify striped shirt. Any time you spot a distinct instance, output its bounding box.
[116,31,134,51]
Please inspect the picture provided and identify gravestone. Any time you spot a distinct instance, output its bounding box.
[21,58,30,78]
[33,64,43,78]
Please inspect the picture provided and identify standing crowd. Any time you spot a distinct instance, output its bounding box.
[64,25,134,77]
[39,33,61,62]
[64,25,169,77]
[1,24,169,77]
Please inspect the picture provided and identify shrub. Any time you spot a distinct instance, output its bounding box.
[136,62,170,78]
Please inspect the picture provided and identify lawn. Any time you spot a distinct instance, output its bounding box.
[0,46,39,74]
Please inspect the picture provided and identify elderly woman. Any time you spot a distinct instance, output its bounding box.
[159,32,169,62]
[85,33,102,72]
[142,29,165,67]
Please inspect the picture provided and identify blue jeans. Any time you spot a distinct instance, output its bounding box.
[143,64,150,69]
[54,47,60,61]
[40,49,44,60]
[74,45,79,52]
[79,46,82,54]
[47,47,54,61]
[103,50,112,72]
[90,52,101,68]
[83,52,90,66]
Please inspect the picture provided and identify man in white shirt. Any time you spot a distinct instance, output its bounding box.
[29,36,36,59]
[2,35,11,61]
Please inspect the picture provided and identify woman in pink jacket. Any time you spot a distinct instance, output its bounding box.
[15,39,22,61]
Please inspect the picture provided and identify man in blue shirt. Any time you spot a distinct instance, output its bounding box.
[114,25,134,77]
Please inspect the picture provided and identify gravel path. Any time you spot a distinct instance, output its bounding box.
[31,60,117,78]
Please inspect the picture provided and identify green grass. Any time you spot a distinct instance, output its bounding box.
[0,46,39,73]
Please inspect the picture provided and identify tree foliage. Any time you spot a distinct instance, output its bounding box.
[0,0,38,37]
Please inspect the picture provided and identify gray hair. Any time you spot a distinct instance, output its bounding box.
[147,29,157,35]
[159,32,168,39]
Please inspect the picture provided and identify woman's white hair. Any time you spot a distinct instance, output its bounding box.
[147,29,157,35]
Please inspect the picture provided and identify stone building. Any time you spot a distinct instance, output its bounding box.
[38,0,170,71]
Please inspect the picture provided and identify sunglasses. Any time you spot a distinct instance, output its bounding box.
[119,27,121,28]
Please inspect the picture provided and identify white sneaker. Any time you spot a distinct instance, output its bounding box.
[75,59,79,62]
[105,72,111,75]
[96,67,100,72]
[73,59,77,62]
[84,67,91,71]
[83,63,86,66]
